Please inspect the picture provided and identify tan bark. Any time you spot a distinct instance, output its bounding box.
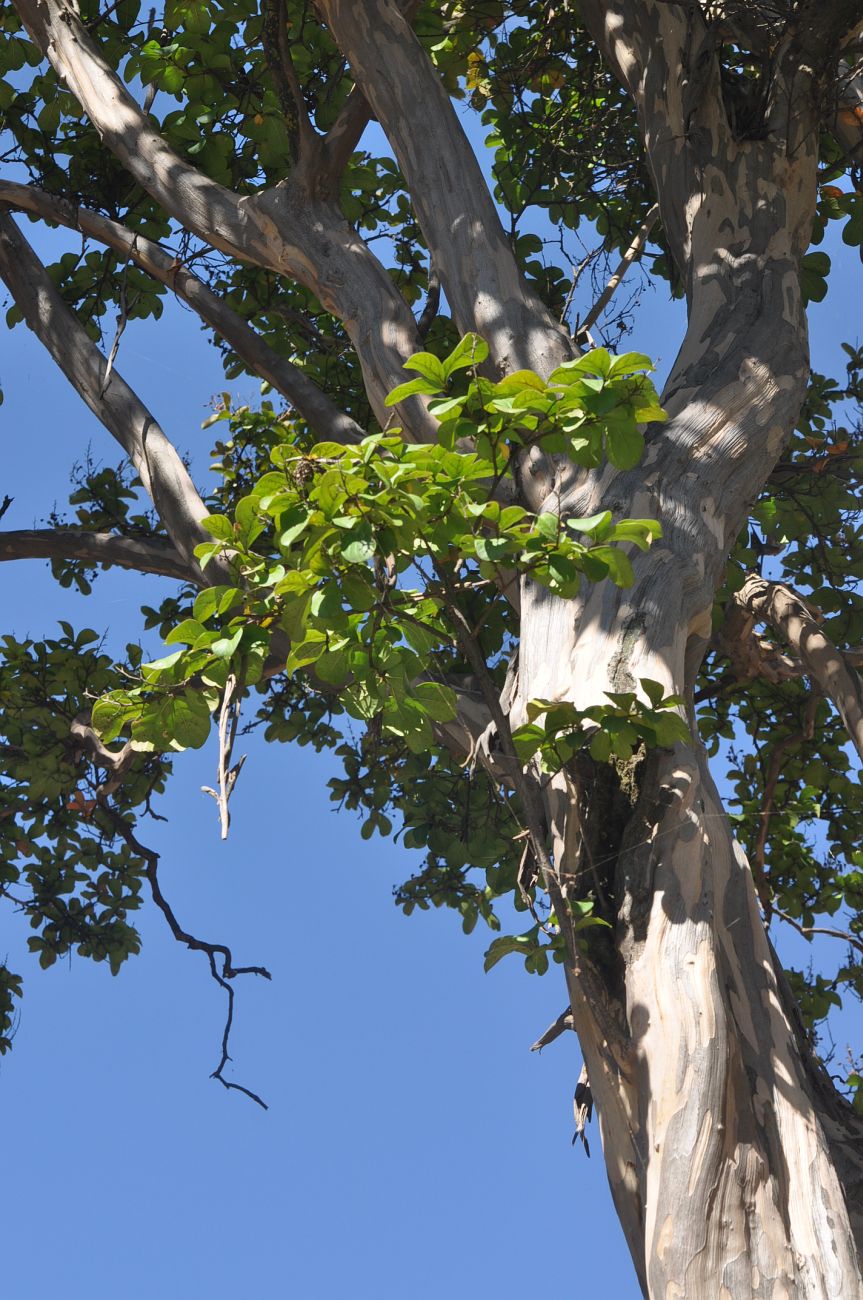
[735,575,863,763]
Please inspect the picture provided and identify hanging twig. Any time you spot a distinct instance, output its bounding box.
[104,810,271,1108]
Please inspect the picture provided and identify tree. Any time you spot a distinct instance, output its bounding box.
[2,0,863,1292]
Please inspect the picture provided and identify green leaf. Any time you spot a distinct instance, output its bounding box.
[511,722,546,762]
[608,352,654,378]
[608,518,662,550]
[412,680,457,722]
[442,332,489,377]
[604,423,645,470]
[201,514,234,541]
[640,678,666,707]
[566,510,612,538]
[166,618,209,646]
[385,376,443,406]
[91,691,141,743]
[590,546,634,586]
[341,531,376,564]
[483,931,537,972]
[403,351,447,386]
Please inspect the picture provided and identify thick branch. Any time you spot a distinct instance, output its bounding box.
[11,0,438,441]
[736,574,863,763]
[316,0,572,376]
[0,181,364,444]
[319,85,373,187]
[13,0,253,259]
[0,527,194,581]
[0,210,211,570]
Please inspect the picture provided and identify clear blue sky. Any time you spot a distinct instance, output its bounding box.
[1,131,862,1299]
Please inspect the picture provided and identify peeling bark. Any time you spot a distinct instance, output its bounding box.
[735,574,863,762]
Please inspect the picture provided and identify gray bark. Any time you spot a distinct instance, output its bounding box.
[0,182,364,443]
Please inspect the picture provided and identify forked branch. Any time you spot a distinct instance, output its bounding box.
[107,811,271,1108]
[0,210,214,571]
[0,181,365,444]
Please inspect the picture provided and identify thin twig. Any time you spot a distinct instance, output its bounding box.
[577,204,660,340]
[775,907,863,960]
[105,810,271,1108]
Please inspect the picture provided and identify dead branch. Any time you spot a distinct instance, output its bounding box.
[106,811,271,1108]
[530,1006,575,1051]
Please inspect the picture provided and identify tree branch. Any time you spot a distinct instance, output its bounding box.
[735,574,863,763]
[319,85,373,189]
[13,0,254,258]
[0,527,194,582]
[576,203,660,341]
[261,0,315,161]
[0,209,213,571]
[316,0,572,376]
[11,0,439,441]
[0,180,364,444]
[106,811,271,1108]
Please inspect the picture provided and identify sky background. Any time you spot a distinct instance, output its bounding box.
[1,100,863,1300]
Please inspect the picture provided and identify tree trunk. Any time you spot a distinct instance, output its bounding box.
[509,82,863,1286]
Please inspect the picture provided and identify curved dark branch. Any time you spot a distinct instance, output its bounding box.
[107,811,271,1109]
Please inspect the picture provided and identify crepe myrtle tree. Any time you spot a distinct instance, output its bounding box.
[4,0,863,1293]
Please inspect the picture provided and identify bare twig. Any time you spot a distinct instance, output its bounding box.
[775,907,863,961]
[106,811,271,1108]
[576,204,660,341]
